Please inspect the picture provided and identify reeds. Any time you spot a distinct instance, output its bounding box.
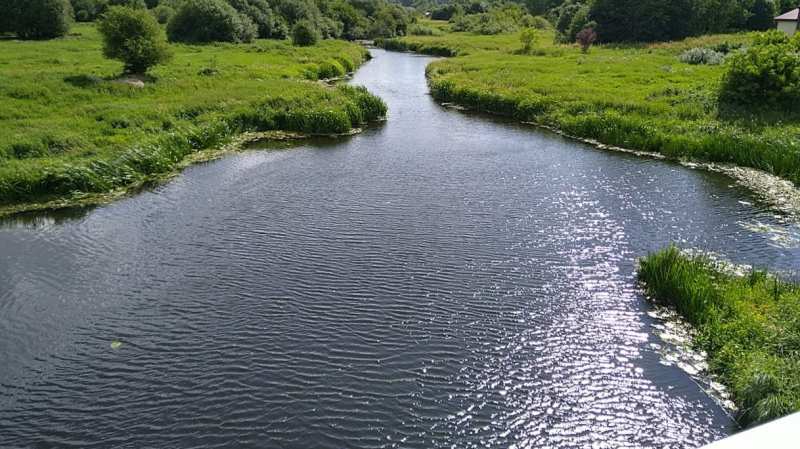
[638,245,800,427]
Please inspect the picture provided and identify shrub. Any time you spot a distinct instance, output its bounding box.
[108,0,146,9]
[98,6,172,73]
[711,41,744,54]
[519,27,539,52]
[678,47,724,65]
[13,0,74,39]
[522,15,550,30]
[151,4,175,24]
[317,58,344,79]
[166,0,256,43]
[291,20,318,46]
[575,27,596,53]
[226,0,286,39]
[71,0,108,22]
[408,24,439,36]
[719,31,800,109]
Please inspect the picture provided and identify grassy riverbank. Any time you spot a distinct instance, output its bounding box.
[0,23,386,213]
[638,246,800,427]
[380,24,800,188]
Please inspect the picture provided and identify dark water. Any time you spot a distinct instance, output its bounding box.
[2,49,800,448]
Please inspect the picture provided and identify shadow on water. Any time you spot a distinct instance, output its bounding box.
[0,206,93,231]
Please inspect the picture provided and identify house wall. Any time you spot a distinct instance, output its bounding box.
[777,21,797,35]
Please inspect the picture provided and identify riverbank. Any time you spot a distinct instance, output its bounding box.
[378,27,800,213]
[0,24,386,216]
[638,246,800,428]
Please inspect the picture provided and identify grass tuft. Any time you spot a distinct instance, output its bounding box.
[638,245,800,427]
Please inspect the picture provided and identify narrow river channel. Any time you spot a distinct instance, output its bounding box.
[2,49,800,448]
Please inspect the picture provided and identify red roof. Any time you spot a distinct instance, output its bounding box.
[775,8,799,21]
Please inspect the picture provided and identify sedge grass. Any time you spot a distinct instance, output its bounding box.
[638,245,800,427]
[0,23,386,211]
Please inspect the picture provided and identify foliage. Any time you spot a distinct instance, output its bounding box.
[71,0,108,22]
[108,0,146,9]
[519,27,539,52]
[7,0,74,39]
[638,245,800,427]
[591,0,693,43]
[98,6,172,74]
[430,3,461,21]
[166,0,256,43]
[679,47,725,65]
[0,23,381,209]
[574,26,595,53]
[227,0,287,39]
[719,30,800,110]
[327,1,363,40]
[291,19,318,45]
[745,0,776,30]
[151,4,176,24]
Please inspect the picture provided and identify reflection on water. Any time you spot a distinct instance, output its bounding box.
[1,49,800,448]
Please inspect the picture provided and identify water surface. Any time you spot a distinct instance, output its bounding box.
[2,49,800,448]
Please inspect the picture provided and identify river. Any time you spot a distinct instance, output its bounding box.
[2,49,800,448]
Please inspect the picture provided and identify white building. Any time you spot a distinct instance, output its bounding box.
[775,8,799,35]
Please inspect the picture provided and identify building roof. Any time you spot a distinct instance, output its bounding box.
[775,8,799,21]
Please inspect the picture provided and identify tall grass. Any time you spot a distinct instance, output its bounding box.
[0,24,386,211]
[639,245,800,427]
[387,25,800,187]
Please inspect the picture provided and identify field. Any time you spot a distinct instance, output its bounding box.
[639,246,800,427]
[380,23,800,188]
[0,23,386,213]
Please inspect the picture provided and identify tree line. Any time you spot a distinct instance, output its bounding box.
[0,0,414,42]
[421,0,796,42]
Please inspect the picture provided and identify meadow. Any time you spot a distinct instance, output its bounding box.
[380,24,800,188]
[0,23,386,213]
[639,246,800,427]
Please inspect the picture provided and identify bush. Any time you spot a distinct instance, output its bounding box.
[151,4,175,24]
[575,27,596,53]
[13,0,74,39]
[719,31,800,109]
[291,19,318,46]
[108,0,145,9]
[71,0,108,22]
[166,0,256,43]
[519,27,539,52]
[679,47,725,65]
[226,0,286,39]
[98,6,172,73]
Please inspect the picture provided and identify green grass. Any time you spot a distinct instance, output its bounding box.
[638,245,800,427]
[380,23,800,187]
[0,23,386,212]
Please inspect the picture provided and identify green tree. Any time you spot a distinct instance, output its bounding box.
[13,0,74,39]
[328,0,362,40]
[226,0,287,39]
[591,0,693,42]
[98,6,172,73]
[167,0,257,43]
[291,19,318,45]
[108,0,146,9]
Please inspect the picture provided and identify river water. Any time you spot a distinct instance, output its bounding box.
[2,49,800,448]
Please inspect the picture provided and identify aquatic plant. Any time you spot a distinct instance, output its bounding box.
[638,245,800,427]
